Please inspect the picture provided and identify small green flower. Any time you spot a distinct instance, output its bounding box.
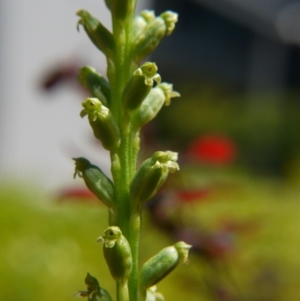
[122,62,161,112]
[97,227,132,282]
[80,98,120,151]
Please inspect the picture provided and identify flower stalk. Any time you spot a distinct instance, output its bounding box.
[73,1,190,301]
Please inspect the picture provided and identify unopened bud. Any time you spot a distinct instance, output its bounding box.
[78,66,111,107]
[132,83,180,128]
[77,10,115,57]
[73,157,115,208]
[140,242,192,290]
[130,151,179,207]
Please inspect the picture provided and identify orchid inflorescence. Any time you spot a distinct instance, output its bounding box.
[72,1,191,301]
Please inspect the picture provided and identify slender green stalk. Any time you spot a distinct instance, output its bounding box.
[108,2,141,300]
[117,281,130,301]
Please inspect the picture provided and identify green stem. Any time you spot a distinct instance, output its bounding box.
[117,281,130,301]
[128,211,141,301]
[109,2,140,301]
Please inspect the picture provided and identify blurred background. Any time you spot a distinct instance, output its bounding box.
[2,0,300,300]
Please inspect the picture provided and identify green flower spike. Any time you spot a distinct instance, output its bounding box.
[134,11,178,62]
[122,62,161,112]
[78,66,111,107]
[77,10,115,57]
[73,157,115,208]
[130,151,179,208]
[132,82,180,129]
[97,227,132,282]
[80,98,120,151]
[140,242,192,291]
[76,273,113,301]
[160,11,178,36]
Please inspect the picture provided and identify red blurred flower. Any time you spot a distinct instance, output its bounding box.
[176,188,211,203]
[187,134,237,165]
[56,187,98,204]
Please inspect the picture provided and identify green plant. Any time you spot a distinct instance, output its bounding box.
[73,1,191,301]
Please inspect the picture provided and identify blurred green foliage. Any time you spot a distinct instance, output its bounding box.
[1,175,300,301]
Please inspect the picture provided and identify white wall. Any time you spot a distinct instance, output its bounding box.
[0,0,151,191]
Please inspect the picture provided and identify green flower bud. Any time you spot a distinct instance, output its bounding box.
[140,242,192,290]
[130,151,179,207]
[76,273,113,301]
[134,11,178,62]
[132,83,180,129]
[122,62,161,112]
[78,66,111,107]
[160,11,178,36]
[97,227,132,282]
[80,98,120,151]
[73,157,115,207]
[133,10,155,38]
[77,10,115,57]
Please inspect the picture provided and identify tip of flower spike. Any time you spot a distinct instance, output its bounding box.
[140,10,155,22]
[160,11,178,36]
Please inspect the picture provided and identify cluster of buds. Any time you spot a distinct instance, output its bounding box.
[73,2,192,301]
